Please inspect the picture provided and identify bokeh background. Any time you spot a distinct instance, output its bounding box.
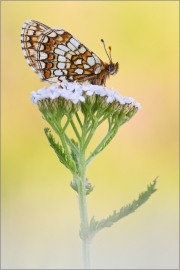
[1,1,179,269]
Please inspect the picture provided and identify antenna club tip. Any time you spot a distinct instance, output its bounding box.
[108,46,112,51]
[101,39,104,43]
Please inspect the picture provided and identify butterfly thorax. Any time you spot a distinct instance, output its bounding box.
[91,61,118,86]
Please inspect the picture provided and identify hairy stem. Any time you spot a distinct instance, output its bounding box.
[74,114,92,269]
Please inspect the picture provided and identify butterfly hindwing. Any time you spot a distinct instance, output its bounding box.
[35,27,103,83]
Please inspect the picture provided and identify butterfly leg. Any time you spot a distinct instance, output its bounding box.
[76,74,98,85]
[97,70,109,86]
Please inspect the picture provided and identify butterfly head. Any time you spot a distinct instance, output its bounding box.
[101,39,119,75]
[108,62,119,75]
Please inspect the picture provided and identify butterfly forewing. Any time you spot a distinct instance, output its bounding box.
[21,20,49,72]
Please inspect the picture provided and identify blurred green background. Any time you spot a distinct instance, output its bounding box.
[2,1,179,269]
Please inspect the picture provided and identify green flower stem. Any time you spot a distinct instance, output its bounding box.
[64,134,79,156]
[82,118,99,152]
[83,111,114,152]
[70,119,81,142]
[44,115,79,157]
[81,114,89,148]
[51,119,73,163]
[45,119,62,140]
[62,117,71,132]
[73,114,94,268]
[86,125,119,166]
[85,116,96,134]
[108,118,111,131]
[75,149,91,269]
[82,239,91,269]
[84,106,103,129]
[75,112,83,128]
[86,114,128,165]
[98,112,112,126]
[77,176,91,269]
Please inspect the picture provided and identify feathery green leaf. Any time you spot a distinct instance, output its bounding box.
[83,178,158,241]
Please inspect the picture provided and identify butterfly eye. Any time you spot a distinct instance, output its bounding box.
[108,64,115,74]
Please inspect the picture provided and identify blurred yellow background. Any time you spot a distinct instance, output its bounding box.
[2,1,179,269]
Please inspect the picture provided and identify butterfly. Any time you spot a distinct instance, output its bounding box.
[20,20,119,86]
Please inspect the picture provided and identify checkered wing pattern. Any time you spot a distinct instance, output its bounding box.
[21,20,49,72]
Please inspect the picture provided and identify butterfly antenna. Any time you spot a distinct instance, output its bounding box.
[108,46,112,62]
[101,39,111,63]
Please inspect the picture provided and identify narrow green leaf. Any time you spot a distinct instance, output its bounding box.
[88,178,158,240]
[70,180,78,193]
[44,127,76,172]
[85,185,95,195]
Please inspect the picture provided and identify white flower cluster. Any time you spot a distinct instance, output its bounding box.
[30,82,141,109]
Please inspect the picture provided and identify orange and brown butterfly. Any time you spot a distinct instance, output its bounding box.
[20,20,119,86]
